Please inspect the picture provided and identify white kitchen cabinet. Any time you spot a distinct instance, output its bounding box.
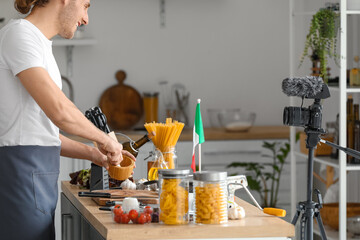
[289,1,360,239]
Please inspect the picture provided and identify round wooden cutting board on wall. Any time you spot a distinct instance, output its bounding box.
[99,70,143,130]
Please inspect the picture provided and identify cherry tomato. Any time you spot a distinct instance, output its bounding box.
[114,204,122,209]
[137,213,147,224]
[144,206,153,215]
[145,213,152,223]
[121,213,130,224]
[114,214,121,223]
[113,208,123,216]
[128,209,139,222]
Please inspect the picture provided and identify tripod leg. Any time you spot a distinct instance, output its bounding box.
[300,214,307,240]
[315,212,327,240]
[291,209,301,225]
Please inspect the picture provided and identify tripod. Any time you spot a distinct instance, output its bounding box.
[292,128,327,240]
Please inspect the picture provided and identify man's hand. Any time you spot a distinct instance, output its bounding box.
[99,137,136,169]
[90,147,109,169]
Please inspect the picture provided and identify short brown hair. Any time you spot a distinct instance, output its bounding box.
[14,0,49,14]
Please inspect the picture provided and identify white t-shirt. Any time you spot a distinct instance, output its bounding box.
[0,19,62,146]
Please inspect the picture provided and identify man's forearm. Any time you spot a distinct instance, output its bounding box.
[59,134,94,160]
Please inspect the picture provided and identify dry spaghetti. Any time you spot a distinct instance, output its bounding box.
[144,118,184,169]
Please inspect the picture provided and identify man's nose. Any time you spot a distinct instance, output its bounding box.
[82,13,89,25]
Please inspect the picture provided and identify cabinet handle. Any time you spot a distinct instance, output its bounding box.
[204,150,261,156]
[62,214,73,240]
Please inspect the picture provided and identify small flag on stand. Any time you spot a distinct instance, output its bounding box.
[191,99,205,172]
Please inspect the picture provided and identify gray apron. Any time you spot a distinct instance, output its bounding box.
[0,145,60,240]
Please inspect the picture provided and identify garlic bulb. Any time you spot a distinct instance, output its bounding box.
[228,201,246,220]
[120,179,136,190]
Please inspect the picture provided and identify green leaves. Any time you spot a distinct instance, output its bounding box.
[227,140,290,208]
[299,8,340,82]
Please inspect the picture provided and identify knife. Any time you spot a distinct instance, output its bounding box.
[78,191,111,198]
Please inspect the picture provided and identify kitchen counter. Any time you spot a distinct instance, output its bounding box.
[61,181,295,240]
[64,126,289,143]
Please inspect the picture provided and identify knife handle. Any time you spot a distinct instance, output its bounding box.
[78,192,111,198]
[263,207,286,217]
[99,207,113,211]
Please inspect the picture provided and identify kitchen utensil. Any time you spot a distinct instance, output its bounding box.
[173,83,190,126]
[227,175,286,217]
[79,189,158,198]
[79,192,111,198]
[99,207,113,211]
[347,215,360,235]
[93,197,158,206]
[159,81,177,119]
[99,70,143,130]
[79,188,159,206]
[107,155,135,181]
[85,107,111,133]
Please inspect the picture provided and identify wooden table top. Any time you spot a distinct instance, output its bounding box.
[61,181,294,240]
[63,126,289,143]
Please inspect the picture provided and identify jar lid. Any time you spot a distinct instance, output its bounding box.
[158,169,190,178]
[193,171,227,181]
[143,92,159,97]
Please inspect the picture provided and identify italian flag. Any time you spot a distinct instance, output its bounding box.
[191,99,205,172]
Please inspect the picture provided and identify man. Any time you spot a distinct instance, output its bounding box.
[0,0,135,239]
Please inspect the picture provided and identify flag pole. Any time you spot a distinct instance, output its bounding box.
[199,142,202,172]
[197,99,202,172]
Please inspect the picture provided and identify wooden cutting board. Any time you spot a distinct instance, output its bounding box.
[91,189,159,206]
[92,189,158,198]
[93,197,159,206]
[99,70,143,130]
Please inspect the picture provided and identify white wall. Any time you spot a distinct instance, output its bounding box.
[1,0,291,127]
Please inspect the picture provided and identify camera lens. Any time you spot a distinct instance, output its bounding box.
[283,107,289,125]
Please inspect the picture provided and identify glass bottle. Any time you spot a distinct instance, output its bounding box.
[347,96,354,163]
[193,171,228,224]
[122,131,155,157]
[354,104,360,163]
[158,169,190,225]
[350,56,360,86]
[148,149,168,181]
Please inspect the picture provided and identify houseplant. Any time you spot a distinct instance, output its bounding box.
[299,8,340,82]
[227,140,291,208]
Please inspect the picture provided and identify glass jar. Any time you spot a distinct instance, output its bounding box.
[148,149,168,181]
[158,169,190,225]
[143,92,159,123]
[193,171,228,224]
[158,146,177,169]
